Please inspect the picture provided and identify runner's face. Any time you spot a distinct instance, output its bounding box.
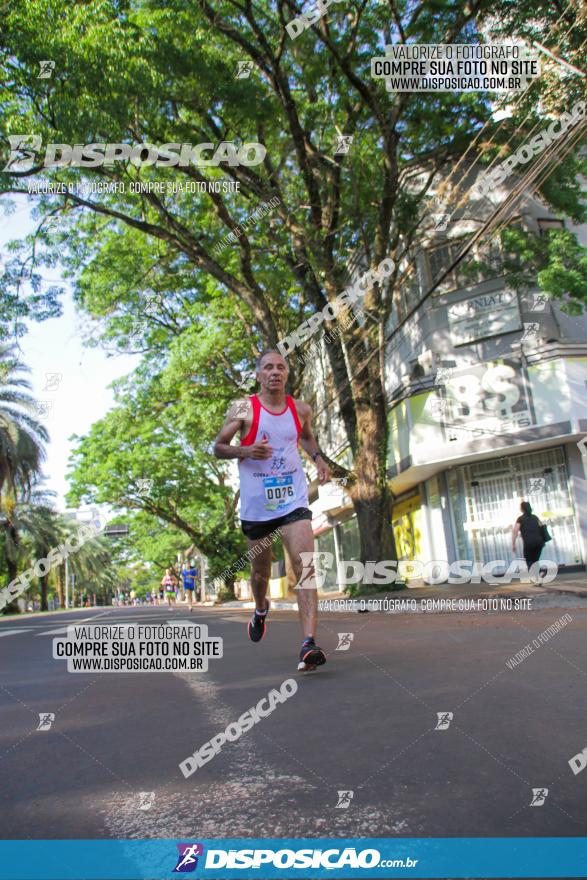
[257,355,288,392]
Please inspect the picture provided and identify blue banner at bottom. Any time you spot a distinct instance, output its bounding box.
[0,838,585,879]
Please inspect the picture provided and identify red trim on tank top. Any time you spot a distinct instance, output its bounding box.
[287,395,302,440]
[256,395,289,416]
[240,395,260,446]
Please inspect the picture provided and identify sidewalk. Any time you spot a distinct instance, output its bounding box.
[219,569,587,612]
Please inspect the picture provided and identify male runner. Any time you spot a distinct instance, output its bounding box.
[181,562,198,611]
[213,350,330,670]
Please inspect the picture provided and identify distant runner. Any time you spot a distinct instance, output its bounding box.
[181,562,198,612]
[213,349,331,671]
[161,568,178,608]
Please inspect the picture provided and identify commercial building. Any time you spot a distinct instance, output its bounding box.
[385,186,587,577]
[302,177,587,586]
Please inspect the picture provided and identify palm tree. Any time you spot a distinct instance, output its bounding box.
[17,495,63,611]
[0,346,48,500]
[1,493,119,612]
[66,529,118,607]
[1,488,62,611]
[0,348,49,611]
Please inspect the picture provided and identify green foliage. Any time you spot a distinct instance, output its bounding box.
[1,0,586,574]
[0,345,48,497]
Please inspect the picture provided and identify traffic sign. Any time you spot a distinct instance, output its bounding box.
[104,524,129,536]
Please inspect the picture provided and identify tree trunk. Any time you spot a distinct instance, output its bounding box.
[351,369,396,564]
[40,574,49,611]
[220,574,236,602]
[6,556,17,584]
[56,565,65,608]
[3,557,20,614]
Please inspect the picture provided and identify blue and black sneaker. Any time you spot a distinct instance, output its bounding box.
[297,637,326,671]
[248,602,269,643]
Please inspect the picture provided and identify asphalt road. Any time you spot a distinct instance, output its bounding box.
[1,600,586,848]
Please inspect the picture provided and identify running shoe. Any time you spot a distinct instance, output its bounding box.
[297,637,326,671]
[248,602,269,643]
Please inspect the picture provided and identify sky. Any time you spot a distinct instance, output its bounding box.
[0,195,138,512]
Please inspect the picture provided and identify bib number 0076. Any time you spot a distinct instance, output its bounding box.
[266,485,295,501]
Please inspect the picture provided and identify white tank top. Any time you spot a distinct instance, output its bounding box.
[238,394,309,521]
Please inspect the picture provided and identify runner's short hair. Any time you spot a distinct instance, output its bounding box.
[255,349,287,371]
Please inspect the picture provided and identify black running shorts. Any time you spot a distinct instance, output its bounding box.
[241,506,313,541]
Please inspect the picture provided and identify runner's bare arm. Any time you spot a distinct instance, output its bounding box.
[213,411,247,459]
[213,400,272,460]
[296,400,330,484]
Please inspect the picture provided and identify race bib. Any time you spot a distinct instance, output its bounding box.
[263,475,295,511]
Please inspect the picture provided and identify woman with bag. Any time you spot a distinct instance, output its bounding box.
[512,500,551,581]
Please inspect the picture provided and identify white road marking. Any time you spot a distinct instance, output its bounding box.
[0,629,28,638]
[36,626,71,636]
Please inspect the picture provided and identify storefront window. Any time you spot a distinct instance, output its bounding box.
[447,468,470,560]
[448,447,582,566]
[339,516,361,563]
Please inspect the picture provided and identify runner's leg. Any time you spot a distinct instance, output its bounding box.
[248,538,273,612]
[280,518,317,639]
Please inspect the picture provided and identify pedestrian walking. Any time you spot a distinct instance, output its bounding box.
[512,500,550,582]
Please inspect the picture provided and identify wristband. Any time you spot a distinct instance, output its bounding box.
[311,451,323,462]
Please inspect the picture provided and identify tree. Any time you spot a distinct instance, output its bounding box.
[13,491,62,610]
[0,345,48,501]
[64,528,119,607]
[66,380,247,596]
[2,0,586,565]
[0,488,121,613]
[0,347,49,607]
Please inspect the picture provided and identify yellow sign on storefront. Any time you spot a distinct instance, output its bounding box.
[391,490,423,573]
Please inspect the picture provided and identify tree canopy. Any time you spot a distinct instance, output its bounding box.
[1,0,586,574]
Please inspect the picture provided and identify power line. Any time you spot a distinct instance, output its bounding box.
[311,95,587,427]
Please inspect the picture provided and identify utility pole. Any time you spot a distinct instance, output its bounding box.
[177,551,183,601]
[65,557,70,609]
[200,556,206,603]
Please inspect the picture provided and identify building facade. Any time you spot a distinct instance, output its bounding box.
[302,183,587,586]
[385,192,587,579]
